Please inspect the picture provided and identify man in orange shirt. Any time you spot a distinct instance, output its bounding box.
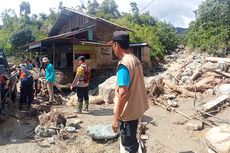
[70,56,90,113]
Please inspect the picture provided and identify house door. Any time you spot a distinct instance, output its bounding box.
[133,47,142,61]
[67,53,73,67]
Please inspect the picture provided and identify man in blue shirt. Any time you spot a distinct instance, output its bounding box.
[117,64,130,87]
[42,57,55,104]
[109,31,149,153]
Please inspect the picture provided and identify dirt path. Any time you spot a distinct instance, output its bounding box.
[1,49,229,153]
[0,98,215,153]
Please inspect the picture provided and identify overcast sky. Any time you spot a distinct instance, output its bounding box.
[0,0,203,28]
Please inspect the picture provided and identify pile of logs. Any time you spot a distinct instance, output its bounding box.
[148,57,230,99]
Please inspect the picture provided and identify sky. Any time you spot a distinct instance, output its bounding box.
[0,0,204,28]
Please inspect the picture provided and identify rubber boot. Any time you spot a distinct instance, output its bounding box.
[83,101,89,111]
[76,102,83,113]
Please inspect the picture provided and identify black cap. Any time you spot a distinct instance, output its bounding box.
[77,56,85,61]
[109,31,129,49]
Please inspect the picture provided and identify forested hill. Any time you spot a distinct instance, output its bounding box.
[0,0,229,57]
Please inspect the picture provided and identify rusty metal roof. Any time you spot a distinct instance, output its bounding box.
[48,8,131,36]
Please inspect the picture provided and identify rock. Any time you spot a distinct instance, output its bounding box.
[217,59,229,72]
[87,124,119,140]
[144,76,162,89]
[182,70,193,76]
[180,75,190,84]
[185,120,204,131]
[167,100,179,107]
[98,76,116,104]
[202,62,219,70]
[164,94,177,100]
[203,89,215,96]
[217,84,230,95]
[89,96,104,105]
[47,137,55,144]
[66,118,82,128]
[140,135,149,140]
[65,126,76,132]
[206,124,230,153]
[35,126,57,137]
[66,94,77,106]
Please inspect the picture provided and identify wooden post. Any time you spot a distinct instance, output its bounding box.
[52,42,55,66]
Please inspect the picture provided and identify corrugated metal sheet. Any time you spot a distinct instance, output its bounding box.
[48,8,131,36]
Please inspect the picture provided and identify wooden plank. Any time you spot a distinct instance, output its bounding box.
[206,57,230,63]
[202,95,229,111]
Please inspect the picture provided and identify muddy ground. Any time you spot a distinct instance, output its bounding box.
[1,49,230,153]
[0,96,229,153]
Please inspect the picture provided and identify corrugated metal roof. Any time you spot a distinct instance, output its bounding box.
[129,43,149,47]
[49,8,131,36]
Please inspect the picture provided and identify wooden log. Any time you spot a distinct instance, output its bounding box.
[180,59,193,69]
[213,70,230,78]
[202,95,229,111]
[164,80,194,97]
[186,69,202,84]
[205,57,230,63]
[186,76,215,92]
[205,72,222,78]
[190,69,202,81]
[151,98,214,127]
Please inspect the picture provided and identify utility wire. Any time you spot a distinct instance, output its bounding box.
[140,0,155,13]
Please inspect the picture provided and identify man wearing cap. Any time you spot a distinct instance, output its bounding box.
[18,59,34,110]
[109,31,149,153]
[70,56,90,113]
[42,57,55,104]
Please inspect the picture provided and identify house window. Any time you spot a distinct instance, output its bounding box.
[75,54,90,60]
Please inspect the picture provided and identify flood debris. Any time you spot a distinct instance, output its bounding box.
[206,124,230,153]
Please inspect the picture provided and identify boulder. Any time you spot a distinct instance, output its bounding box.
[98,75,162,103]
[47,137,55,144]
[203,89,215,96]
[167,100,179,107]
[206,124,230,153]
[87,124,119,140]
[66,118,82,129]
[217,84,230,95]
[144,76,162,89]
[98,76,116,104]
[164,94,177,100]
[35,126,57,137]
[66,94,78,106]
[65,126,76,132]
[202,62,219,70]
[185,120,204,131]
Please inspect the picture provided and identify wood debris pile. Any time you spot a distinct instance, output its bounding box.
[38,109,66,128]
[148,56,230,99]
[147,55,230,128]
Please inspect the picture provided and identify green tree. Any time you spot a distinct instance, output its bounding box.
[9,27,35,49]
[20,1,31,15]
[86,0,99,15]
[186,0,230,55]
[97,0,120,20]
[116,11,178,58]
[58,1,64,11]
[130,2,139,14]
[1,9,18,29]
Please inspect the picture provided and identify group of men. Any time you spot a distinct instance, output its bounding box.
[72,31,149,153]
[17,57,55,109]
[17,31,149,153]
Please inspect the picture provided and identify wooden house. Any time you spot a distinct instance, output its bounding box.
[28,8,151,84]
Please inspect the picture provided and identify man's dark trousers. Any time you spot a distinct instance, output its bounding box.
[119,119,139,153]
